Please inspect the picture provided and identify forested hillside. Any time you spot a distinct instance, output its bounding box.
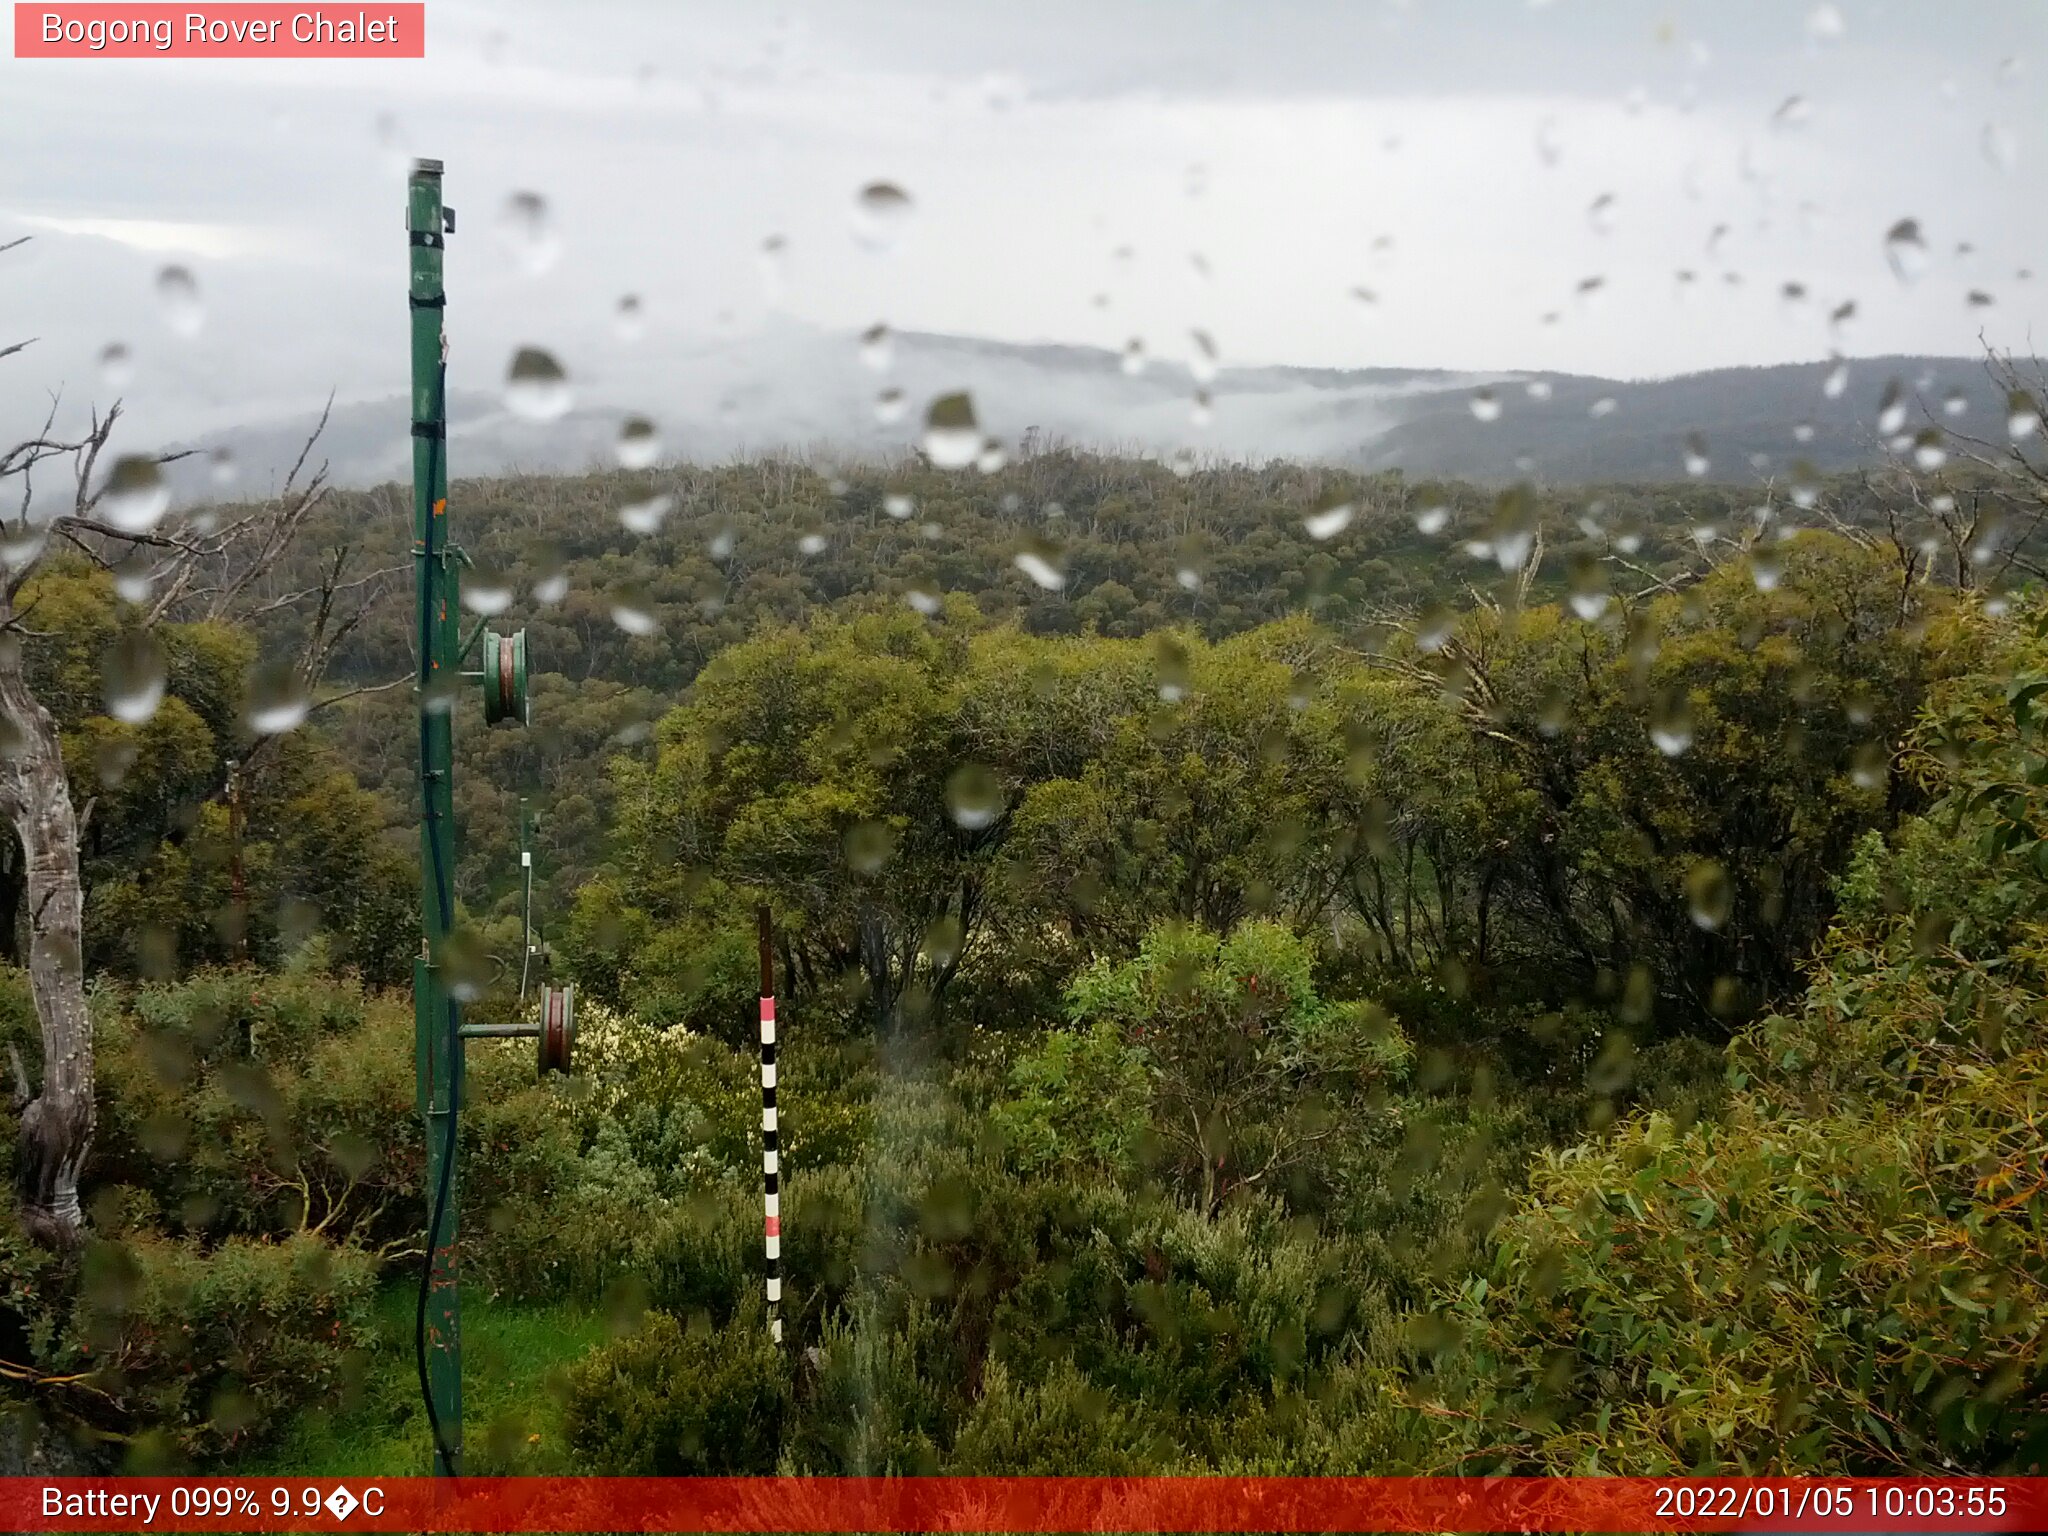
[4,435,2045,1477]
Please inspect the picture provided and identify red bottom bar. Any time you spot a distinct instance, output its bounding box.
[9,1476,2046,1533]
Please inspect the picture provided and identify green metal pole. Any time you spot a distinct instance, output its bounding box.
[407,157,462,1477]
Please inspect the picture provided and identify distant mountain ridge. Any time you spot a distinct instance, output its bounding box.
[159,325,2012,500]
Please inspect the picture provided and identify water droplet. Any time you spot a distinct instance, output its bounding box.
[616,416,661,470]
[497,192,560,276]
[1911,430,1947,472]
[944,762,1004,830]
[101,631,166,726]
[1751,547,1784,591]
[859,322,893,371]
[875,388,907,425]
[1566,552,1609,620]
[797,533,827,556]
[1650,691,1694,756]
[758,235,787,303]
[245,660,310,735]
[1967,289,1996,309]
[1983,121,2018,171]
[1014,539,1064,591]
[1685,859,1733,929]
[1793,421,1816,443]
[1470,389,1503,423]
[1941,389,1969,418]
[2007,390,2041,441]
[1121,337,1147,376]
[905,585,942,617]
[1349,285,1379,313]
[1535,116,1562,167]
[1849,740,1888,790]
[707,524,735,562]
[1587,193,1616,233]
[1805,2,1844,41]
[1525,379,1553,401]
[1303,498,1354,541]
[1772,95,1812,129]
[1683,433,1710,477]
[976,440,1007,474]
[1487,487,1537,572]
[614,294,645,342]
[883,492,915,520]
[529,541,568,604]
[922,393,981,469]
[505,348,571,422]
[844,820,896,874]
[98,343,134,389]
[853,181,913,250]
[461,563,515,616]
[618,493,673,535]
[1884,218,1929,283]
[100,456,170,534]
[1168,447,1198,478]
[1589,396,1618,418]
[1416,602,1455,654]
[1877,379,1907,436]
[610,585,659,636]
[1,525,48,568]
[1189,330,1219,384]
[1190,391,1214,428]
[155,266,202,337]
[1823,359,1849,398]
[208,446,236,486]
[1414,503,1449,536]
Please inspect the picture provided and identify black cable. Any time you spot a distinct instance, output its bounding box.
[412,355,462,1479]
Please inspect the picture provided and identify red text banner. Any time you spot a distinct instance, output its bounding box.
[14,5,425,58]
[6,1477,2047,1533]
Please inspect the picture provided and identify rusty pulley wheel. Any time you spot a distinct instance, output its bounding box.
[482,628,530,726]
[537,983,575,1076]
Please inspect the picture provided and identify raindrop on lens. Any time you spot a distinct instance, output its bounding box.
[1683,434,1710,477]
[505,348,571,422]
[1566,553,1609,620]
[101,456,170,534]
[1014,539,1065,591]
[1590,397,1617,418]
[99,343,134,389]
[1982,122,2018,172]
[1942,389,1968,418]
[1850,741,1888,789]
[103,632,167,725]
[2007,390,2041,441]
[461,563,515,616]
[1877,380,1907,436]
[1121,338,1147,376]
[1823,360,1849,398]
[883,492,914,520]
[112,554,152,604]
[1470,389,1502,423]
[844,820,896,874]
[614,294,645,342]
[244,661,311,735]
[852,181,914,249]
[208,446,236,486]
[497,191,560,276]
[1189,330,1219,384]
[945,763,1005,830]
[905,585,942,616]
[798,532,827,556]
[610,585,658,635]
[616,416,661,469]
[1806,2,1845,42]
[155,265,203,337]
[1414,504,1449,536]
[860,323,893,371]
[875,388,907,425]
[1911,430,1947,472]
[1650,691,1694,756]
[922,393,981,469]
[1883,219,1929,283]
[618,493,673,534]
[1685,859,1733,930]
[1303,497,1354,541]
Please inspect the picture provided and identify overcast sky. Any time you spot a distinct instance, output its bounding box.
[2,0,2043,471]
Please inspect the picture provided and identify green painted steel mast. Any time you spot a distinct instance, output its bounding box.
[408,156,463,1478]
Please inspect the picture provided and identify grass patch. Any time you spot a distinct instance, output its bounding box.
[255,1283,609,1477]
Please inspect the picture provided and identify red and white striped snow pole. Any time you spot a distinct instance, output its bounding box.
[757,905,782,1345]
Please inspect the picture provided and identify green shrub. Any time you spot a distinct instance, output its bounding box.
[563,1304,788,1473]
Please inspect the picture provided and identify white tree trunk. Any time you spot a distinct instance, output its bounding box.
[0,633,91,1247]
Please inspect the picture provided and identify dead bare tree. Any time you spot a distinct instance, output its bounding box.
[1,237,399,1246]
